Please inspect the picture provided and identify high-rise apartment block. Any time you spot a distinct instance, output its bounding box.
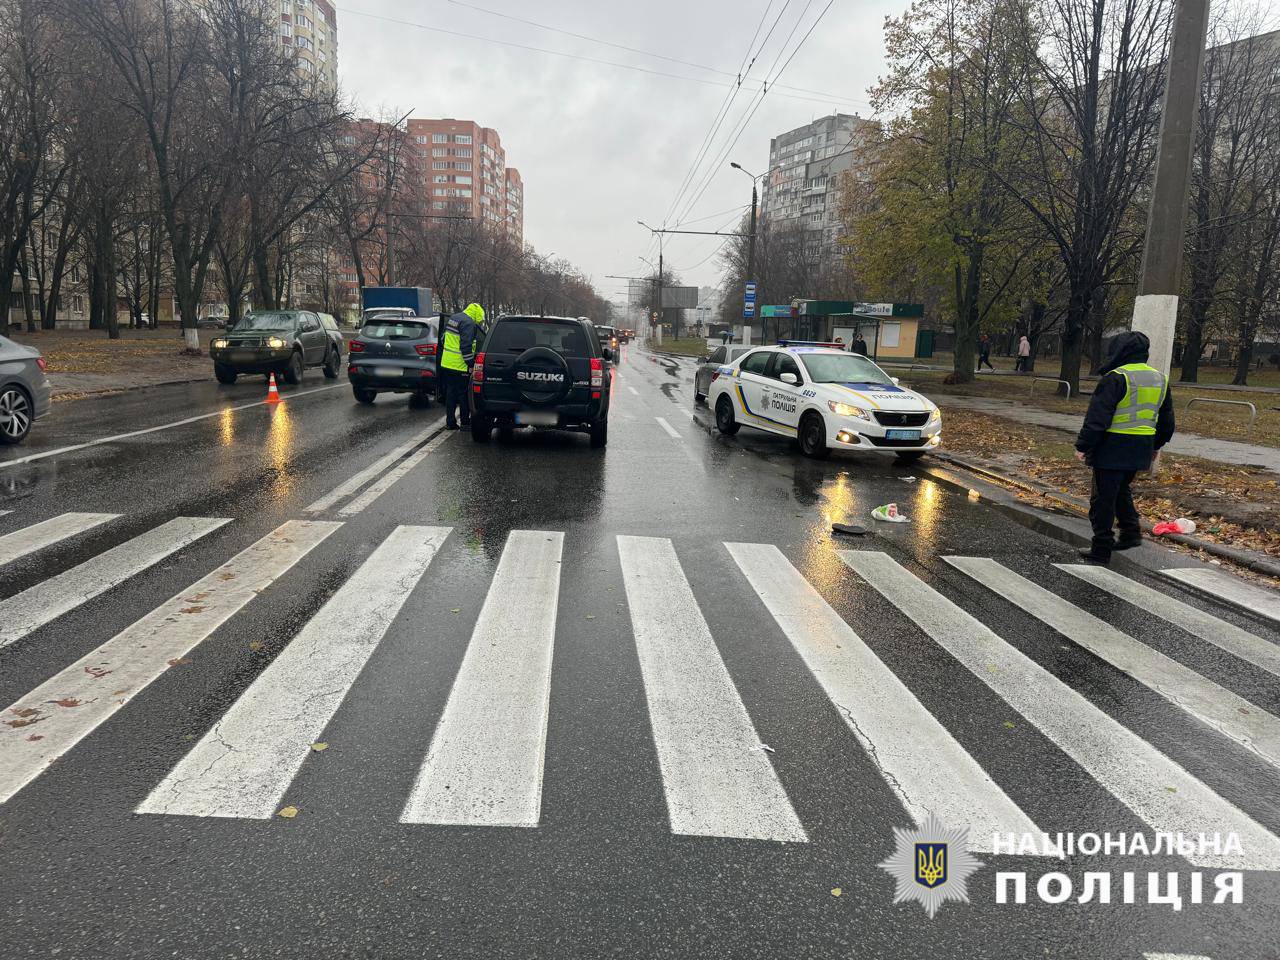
[277,0,338,91]
[761,113,880,264]
[405,119,524,246]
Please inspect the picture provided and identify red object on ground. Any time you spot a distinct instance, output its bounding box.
[265,372,281,404]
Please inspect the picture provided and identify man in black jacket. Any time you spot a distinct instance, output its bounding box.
[1074,331,1175,564]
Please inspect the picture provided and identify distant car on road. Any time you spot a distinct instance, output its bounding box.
[0,334,51,445]
[694,343,754,404]
[706,341,942,462]
[347,314,440,406]
[594,325,619,356]
[209,310,340,386]
[316,312,346,364]
[470,315,612,448]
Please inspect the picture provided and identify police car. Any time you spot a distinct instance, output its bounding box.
[705,341,942,461]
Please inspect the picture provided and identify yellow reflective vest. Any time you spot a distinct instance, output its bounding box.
[1106,363,1168,436]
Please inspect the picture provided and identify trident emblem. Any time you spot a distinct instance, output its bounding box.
[915,843,947,888]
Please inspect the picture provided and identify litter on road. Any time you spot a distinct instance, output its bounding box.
[832,523,870,537]
[871,504,910,523]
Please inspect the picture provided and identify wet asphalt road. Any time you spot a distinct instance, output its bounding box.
[1,345,1279,960]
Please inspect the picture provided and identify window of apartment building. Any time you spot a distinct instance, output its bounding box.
[294,0,309,8]
[298,55,312,69]
[434,201,447,210]
[295,35,312,50]
[434,175,449,183]
[432,148,447,157]
[454,148,472,158]
[456,176,472,185]
[432,133,447,143]
[454,134,472,144]
[280,21,292,37]
[295,12,310,27]
[454,161,471,171]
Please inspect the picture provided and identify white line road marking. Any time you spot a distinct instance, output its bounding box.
[0,384,342,470]
[138,525,451,819]
[305,419,443,513]
[0,510,11,517]
[950,557,1280,770]
[1160,567,1280,627]
[338,422,450,516]
[627,386,640,396]
[655,417,682,439]
[618,536,806,843]
[1144,954,1212,960]
[728,543,1037,852]
[0,516,230,651]
[0,520,340,805]
[842,550,1280,871]
[401,530,563,827]
[0,513,118,567]
[1059,564,1280,679]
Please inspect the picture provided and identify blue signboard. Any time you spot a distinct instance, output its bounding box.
[744,281,757,318]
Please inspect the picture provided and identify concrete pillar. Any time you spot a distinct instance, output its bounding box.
[1131,294,1178,376]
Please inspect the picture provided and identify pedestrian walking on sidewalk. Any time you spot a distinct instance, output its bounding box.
[439,302,485,430]
[977,334,995,371]
[1073,331,1175,565]
[1016,335,1031,372]
[851,334,868,356]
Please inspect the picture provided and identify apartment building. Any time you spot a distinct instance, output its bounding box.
[277,0,338,91]
[405,118,524,246]
[761,113,881,265]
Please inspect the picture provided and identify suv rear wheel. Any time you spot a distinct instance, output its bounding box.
[322,348,340,379]
[471,414,492,443]
[353,386,376,405]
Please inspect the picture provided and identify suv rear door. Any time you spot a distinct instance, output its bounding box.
[482,318,598,408]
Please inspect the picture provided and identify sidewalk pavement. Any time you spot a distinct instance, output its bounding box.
[882,362,1280,395]
[937,394,1280,472]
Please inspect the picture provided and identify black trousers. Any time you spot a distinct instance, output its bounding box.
[441,370,470,427]
[1089,468,1140,554]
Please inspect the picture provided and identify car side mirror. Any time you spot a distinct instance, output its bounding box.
[602,347,613,362]
[780,372,799,385]
[891,376,900,386]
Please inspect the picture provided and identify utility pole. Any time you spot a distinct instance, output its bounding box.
[1130,0,1211,376]
[731,162,761,344]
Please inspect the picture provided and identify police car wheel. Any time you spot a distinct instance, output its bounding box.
[715,396,740,436]
[799,412,830,459]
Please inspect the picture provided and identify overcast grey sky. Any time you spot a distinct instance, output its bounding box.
[336,0,900,298]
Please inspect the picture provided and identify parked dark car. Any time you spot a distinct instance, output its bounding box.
[0,334,51,445]
[470,315,612,448]
[347,314,440,406]
[694,343,754,403]
[210,310,339,385]
[316,313,346,363]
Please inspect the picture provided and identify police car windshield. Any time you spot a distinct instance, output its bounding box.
[799,352,893,385]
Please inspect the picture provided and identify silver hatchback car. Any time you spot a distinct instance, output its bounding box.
[0,334,52,444]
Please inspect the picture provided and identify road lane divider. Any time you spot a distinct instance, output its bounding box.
[0,512,118,567]
[627,386,640,396]
[655,417,682,439]
[305,418,444,514]
[0,519,340,805]
[728,542,1038,853]
[138,525,451,819]
[0,384,344,470]
[1058,564,1280,680]
[401,530,563,827]
[949,557,1280,771]
[0,516,230,651]
[842,550,1280,871]
[337,424,452,517]
[618,536,806,842]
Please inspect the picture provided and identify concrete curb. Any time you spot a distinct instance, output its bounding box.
[52,372,214,401]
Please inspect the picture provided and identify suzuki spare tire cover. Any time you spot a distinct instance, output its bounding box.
[512,346,572,406]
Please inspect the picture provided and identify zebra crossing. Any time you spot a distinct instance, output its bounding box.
[2,510,1280,871]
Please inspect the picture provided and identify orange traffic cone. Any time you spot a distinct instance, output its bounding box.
[265,372,281,404]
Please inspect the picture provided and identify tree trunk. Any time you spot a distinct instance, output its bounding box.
[950,250,982,383]
[1058,278,1088,396]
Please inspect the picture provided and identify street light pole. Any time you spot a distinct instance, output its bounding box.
[731,162,761,343]
[638,220,671,340]
[1131,0,1211,376]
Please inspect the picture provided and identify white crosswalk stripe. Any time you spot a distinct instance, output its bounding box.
[0,516,230,651]
[401,530,564,827]
[1160,567,1280,627]
[728,542,1038,853]
[841,550,1280,871]
[337,424,450,516]
[949,557,1280,771]
[0,512,117,567]
[1059,564,1280,679]
[618,536,806,843]
[138,525,450,819]
[0,520,339,805]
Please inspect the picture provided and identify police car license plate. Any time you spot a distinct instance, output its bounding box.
[886,429,921,440]
[375,366,403,377]
[515,411,558,426]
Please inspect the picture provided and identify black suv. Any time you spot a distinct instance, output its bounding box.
[469,315,612,448]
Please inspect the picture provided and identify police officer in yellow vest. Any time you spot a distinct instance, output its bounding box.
[439,302,485,430]
[1074,331,1175,565]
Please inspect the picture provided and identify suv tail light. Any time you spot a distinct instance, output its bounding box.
[590,357,603,389]
[472,352,485,392]
[415,343,436,357]
[349,340,366,353]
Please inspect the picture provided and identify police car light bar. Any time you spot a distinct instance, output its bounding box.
[776,339,844,348]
